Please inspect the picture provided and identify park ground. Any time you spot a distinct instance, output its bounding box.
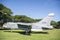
[0,29,60,40]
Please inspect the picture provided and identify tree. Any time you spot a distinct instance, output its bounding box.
[13,15,35,23]
[0,4,12,26]
[51,21,58,28]
[56,21,60,28]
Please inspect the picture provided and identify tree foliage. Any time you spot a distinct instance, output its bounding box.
[56,21,60,28]
[51,21,60,29]
[12,15,42,23]
[0,4,12,26]
[13,15,36,23]
[51,21,58,28]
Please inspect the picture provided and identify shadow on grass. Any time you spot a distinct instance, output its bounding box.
[4,30,48,35]
[4,30,31,35]
[31,31,48,34]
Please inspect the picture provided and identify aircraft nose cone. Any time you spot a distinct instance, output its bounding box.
[3,24,7,28]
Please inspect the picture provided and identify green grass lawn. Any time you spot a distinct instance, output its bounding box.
[0,29,60,40]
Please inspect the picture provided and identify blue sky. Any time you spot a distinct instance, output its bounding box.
[0,0,60,21]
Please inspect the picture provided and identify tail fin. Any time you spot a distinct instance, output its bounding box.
[37,13,54,26]
[31,13,54,31]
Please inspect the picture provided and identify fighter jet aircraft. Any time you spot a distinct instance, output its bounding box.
[3,13,54,34]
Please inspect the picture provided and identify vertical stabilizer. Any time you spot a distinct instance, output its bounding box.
[37,13,54,26]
